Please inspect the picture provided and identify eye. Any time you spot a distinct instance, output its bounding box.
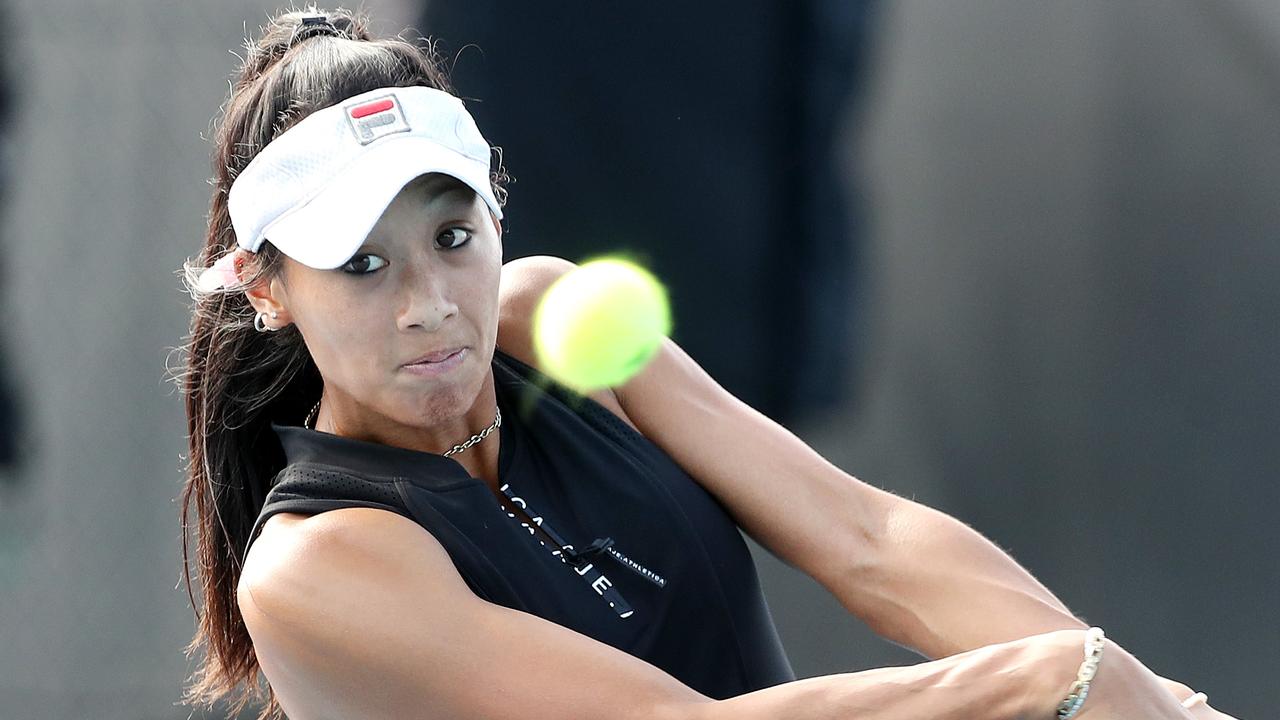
[437,227,473,250]
[339,253,388,275]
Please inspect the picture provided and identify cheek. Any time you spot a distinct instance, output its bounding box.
[296,295,389,381]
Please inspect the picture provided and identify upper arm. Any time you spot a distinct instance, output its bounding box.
[496,254,889,593]
[237,508,711,720]
[497,255,640,430]
[611,334,893,594]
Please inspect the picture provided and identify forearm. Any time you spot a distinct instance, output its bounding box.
[835,488,1088,659]
[683,630,1075,720]
[829,492,1204,707]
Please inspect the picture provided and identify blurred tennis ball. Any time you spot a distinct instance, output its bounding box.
[532,257,672,393]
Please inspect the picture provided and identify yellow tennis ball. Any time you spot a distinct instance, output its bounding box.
[532,257,672,393]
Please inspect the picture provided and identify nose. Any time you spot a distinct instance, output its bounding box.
[396,259,459,333]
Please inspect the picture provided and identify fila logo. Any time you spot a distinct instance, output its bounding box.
[345,94,411,145]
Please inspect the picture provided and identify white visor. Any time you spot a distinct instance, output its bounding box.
[227,85,503,269]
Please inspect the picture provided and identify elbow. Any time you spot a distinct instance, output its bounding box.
[819,488,895,628]
[825,494,975,659]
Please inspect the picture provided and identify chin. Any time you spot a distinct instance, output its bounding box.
[395,349,490,416]
[408,381,476,424]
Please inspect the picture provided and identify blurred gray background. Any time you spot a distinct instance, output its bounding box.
[0,1,1275,718]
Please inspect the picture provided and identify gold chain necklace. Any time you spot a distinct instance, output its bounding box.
[304,400,501,457]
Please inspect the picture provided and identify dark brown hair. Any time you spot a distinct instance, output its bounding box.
[172,7,508,718]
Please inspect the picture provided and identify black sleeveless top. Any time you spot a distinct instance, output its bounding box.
[244,348,795,699]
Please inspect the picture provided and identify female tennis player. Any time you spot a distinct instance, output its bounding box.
[176,8,1237,720]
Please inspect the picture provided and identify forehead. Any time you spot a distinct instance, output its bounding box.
[399,172,477,205]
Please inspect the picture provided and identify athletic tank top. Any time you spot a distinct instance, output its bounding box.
[244,347,795,699]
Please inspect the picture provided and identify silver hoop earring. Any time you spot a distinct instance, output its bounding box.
[254,312,278,333]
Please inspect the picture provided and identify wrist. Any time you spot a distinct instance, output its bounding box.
[1056,627,1106,718]
[1018,629,1095,719]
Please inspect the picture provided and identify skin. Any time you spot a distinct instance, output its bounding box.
[241,176,1236,720]
[244,172,506,486]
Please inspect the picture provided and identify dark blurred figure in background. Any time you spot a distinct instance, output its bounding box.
[419,1,881,427]
[0,0,20,473]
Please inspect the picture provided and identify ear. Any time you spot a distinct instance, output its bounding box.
[242,268,294,331]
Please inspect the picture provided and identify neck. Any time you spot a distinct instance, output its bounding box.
[312,371,503,487]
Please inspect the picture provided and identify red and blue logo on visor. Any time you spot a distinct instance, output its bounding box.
[344,94,412,145]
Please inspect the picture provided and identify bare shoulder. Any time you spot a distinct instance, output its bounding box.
[237,508,476,718]
[238,508,451,619]
[497,255,641,433]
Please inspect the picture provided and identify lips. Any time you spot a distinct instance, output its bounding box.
[403,347,465,366]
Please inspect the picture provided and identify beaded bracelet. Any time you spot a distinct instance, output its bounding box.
[1056,626,1107,720]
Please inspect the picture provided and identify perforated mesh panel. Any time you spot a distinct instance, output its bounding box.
[271,463,403,507]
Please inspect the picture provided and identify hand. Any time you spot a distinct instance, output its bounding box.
[1028,630,1199,719]
[1082,638,1201,718]
[1181,694,1241,720]
[1155,672,1241,720]
[1185,705,1240,720]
